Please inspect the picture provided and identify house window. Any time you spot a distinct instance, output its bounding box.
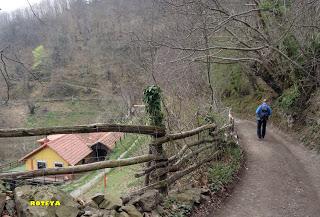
[37,161,46,169]
[54,162,63,168]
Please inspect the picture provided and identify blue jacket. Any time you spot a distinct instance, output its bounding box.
[256,102,272,120]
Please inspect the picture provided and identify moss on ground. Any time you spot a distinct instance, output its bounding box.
[162,197,193,217]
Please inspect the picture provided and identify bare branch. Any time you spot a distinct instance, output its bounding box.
[208,9,262,33]
[150,40,266,52]
[26,0,46,24]
[2,54,42,84]
[193,55,263,64]
[0,52,10,104]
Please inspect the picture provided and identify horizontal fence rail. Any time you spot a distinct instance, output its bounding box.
[0,123,166,138]
[152,123,216,145]
[0,154,160,179]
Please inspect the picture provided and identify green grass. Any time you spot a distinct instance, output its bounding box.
[27,111,96,127]
[83,164,143,198]
[208,144,243,192]
[25,99,125,127]
[212,63,251,98]
[223,94,262,119]
[108,134,148,160]
[7,164,26,172]
[81,134,149,198]
[61,170,100,193]
[26,100,101,127]
[61,134,149,194]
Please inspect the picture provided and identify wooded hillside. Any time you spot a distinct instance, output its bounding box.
[0,0,319,161]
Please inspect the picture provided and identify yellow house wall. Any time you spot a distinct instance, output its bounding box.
[25,147,69,171]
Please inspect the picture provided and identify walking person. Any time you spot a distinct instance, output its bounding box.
[256,99,272,139]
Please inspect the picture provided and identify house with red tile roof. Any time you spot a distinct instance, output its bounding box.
[19,132,124,172]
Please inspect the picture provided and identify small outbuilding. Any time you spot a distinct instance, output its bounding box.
[19,132,124,171]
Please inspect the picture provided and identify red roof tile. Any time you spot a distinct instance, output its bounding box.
[46,134,92,166]
[37,134,64,144]
[20,132,124,165]
[78,132,124,150]
[76,133,107,145]
[96,132,124,150]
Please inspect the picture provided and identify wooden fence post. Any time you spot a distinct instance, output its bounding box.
[143,85,168,194]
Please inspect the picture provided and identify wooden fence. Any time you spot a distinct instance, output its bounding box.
[0,109,236,198]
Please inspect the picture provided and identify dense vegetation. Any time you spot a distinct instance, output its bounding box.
[0,0,319,158]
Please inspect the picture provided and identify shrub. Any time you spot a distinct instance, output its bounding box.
[277,85,301,111]
[208,145,242,192]
[283,35,300,59]
[307,33,320,56]
[259,0,291,16]
[259,0,273,11]
[143,85,164,126]
[213,63,251,98]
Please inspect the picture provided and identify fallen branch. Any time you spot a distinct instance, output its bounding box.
[0,123,166,138]
[0,155,158,179]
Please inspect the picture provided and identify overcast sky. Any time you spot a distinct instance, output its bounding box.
[0,0,41,12]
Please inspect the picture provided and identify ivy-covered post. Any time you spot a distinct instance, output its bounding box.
[143,85,168,194]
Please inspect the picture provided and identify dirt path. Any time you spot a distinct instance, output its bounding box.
[213,119,320,217]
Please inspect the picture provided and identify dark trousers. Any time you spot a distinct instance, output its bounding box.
[257,119,267,138]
